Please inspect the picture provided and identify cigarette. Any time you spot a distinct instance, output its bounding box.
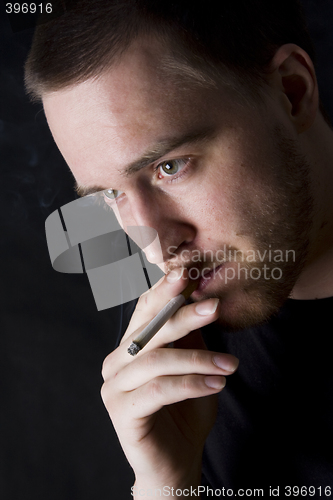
[127,280,198,356]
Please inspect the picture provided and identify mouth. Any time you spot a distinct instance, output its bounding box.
[195,263,224,292]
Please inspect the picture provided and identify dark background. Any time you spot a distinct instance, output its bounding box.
[0,1,332,499]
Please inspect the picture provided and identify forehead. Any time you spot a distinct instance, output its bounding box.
[43,40,240,186]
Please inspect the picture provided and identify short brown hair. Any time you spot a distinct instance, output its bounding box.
[25,0,316,101]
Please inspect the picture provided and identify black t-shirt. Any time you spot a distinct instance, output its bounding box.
[200,297,333,498]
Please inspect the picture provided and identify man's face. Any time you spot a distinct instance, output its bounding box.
[43,40,313,330]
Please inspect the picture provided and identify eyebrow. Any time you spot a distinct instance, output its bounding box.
[75,126,214,197]
[75,183,106,198]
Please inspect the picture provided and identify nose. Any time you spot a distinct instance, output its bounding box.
[118,188,196,266]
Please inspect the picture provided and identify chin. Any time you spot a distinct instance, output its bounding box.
[205,278,295,332]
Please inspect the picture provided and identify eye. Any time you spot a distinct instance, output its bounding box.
[157,158,188,177]
[103,188,123,200]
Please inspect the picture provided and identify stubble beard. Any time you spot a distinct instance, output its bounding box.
[194,126,314,332]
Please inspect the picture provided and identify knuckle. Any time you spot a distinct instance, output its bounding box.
[100,382,109,406]
[101,352,114,379]
[180,374,193,393]
[188,349,202,368]
[143,349,160,369]
[148,379,164,400]
[137,293,146,307]
[100,381,118,416]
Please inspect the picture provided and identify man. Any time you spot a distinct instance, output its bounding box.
[25,0,333,497]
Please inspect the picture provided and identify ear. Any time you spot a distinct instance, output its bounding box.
[267,43,319,133]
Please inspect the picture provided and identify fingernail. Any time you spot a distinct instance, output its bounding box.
[213,355,239,372]
[195,298,219,316]
[205,376,226,389]
[167,267,184,283]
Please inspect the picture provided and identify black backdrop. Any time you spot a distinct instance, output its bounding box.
[0,1,332,500]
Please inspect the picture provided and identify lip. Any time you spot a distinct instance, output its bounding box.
[195,264,224,292]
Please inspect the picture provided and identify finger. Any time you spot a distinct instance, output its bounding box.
[112,347,239,392]
[118,374,227,420]
[103,297,221,377]
[130,297,221,352]
[121,266,190,341]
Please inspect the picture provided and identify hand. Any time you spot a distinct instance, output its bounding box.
[101,268,239,494]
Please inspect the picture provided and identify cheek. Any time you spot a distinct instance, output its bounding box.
[173,176,236,246]
[197,189,241,240]
[187,156,246,237]
[110,199,133,229]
